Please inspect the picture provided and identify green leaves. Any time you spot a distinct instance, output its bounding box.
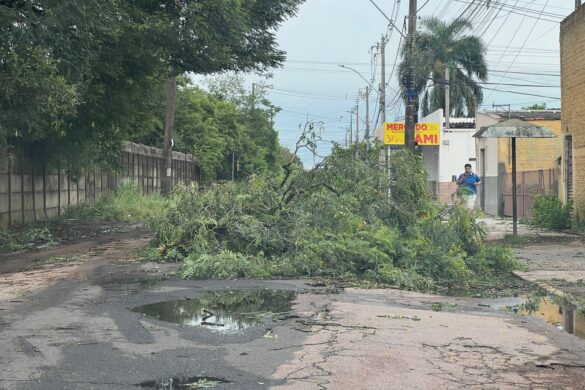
[531,195,572,230]
[1,0,302,171]
[151,146,520,288]
[398,16,487,117]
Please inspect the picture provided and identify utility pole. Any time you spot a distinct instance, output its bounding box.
[363,86,371,150]
[445,67,450,129]
[161,75,176,195]
[251,82,256,111]
[404,0,417,151]
[380,34,390,168]
[355,100,360,158]
[380,35,387,124]
[348,110,353,146]
[577,0,581,10]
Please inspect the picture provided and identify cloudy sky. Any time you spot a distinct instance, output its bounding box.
[215,0,575,165]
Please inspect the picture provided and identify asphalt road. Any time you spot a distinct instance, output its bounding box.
[1,228,585,389]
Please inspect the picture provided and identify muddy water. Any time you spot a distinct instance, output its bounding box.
[133,288,296,334]
[518,297,585,340]
[137,376,230,389]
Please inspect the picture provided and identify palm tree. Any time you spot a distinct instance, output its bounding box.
[399,17,488,118]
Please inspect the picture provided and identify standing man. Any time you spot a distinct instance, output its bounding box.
[456,163,481,210]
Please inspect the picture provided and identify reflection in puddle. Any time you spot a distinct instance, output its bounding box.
[518,297,585,340]
[133,289,296,334]
[137,376,230,389]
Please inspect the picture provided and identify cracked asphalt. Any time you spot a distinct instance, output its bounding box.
[1,227,585,389]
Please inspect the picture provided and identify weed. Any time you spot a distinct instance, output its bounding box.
[0,225,56,253]
[64,182,171,223]
[531,195,572,230]
[519,289,547,313]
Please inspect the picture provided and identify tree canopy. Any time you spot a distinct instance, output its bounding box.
[127,75,284,182]
[399,17,488,118]
[0,0,303,172]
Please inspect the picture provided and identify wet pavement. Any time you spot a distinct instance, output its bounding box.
[1,270,585,389]
[1,222,585,389]
[133,289,297,334]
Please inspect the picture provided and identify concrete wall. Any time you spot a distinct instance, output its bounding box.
[561,5,585,219]
[0,142,199,226]
[476,112,502,215]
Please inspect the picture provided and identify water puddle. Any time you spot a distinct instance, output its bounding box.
[136,376,230,389]
[133,288,296,334]
[513,297,585,340]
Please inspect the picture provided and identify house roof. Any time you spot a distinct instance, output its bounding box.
[482,110,561,121]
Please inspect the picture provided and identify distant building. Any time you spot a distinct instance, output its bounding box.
[475,110,562,217]
[560,4,585,221]
[418,109,477,205]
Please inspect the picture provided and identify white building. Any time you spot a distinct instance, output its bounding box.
[419,109,477,205]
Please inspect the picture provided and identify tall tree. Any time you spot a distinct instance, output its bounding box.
[399,17,487,118]
[133,0,303,194]
[0,0,166,169]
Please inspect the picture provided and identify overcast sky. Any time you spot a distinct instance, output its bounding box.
[208,0,575,165]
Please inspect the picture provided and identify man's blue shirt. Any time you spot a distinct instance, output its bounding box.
[457,172,481,194]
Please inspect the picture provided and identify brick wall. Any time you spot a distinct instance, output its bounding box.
[561,5,585,219]
[437,182,459,205]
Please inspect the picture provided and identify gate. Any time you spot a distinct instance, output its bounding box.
[502,169,558,218]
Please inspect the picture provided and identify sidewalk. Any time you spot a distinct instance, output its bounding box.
[480,216,585,307]
[478,216,577,241]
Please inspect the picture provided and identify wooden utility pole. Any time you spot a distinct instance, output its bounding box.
[161,75,176,195]
[404,0,417,151]
[577,0,581,10]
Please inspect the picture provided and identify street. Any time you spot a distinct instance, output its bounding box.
[1,224,585,389]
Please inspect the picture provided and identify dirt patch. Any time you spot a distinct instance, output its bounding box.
[0,226,152,302]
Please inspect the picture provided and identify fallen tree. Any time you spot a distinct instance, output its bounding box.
[149,132,519,291]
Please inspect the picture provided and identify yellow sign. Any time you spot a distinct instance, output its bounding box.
[383,122,440,146]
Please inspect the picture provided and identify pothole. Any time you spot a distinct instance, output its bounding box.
[136,376,231,389]
[133,288,297,334]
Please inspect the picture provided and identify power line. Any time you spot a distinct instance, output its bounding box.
[481,86,559,99]
[369,0,407,38]
[452,0,566,22]
[486,0,552,102]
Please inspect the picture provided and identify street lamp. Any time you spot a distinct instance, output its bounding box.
[338,65,377,94]
[339,65,375,149]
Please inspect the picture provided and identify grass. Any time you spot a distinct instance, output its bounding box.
[1,182,172,254]
[64,182,172,222]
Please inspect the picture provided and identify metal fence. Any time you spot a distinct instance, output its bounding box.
[0,142,199,226]
[502,168,558,218]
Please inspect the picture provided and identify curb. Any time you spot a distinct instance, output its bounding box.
[512,270,579,308]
